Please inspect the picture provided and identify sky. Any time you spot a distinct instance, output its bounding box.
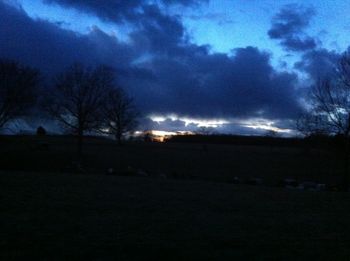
[1,0,349,135]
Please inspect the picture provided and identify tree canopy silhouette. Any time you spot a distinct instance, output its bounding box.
[298,52,350,137]
[46,63,112,155]
[0,59,39,129]
[101,87,138,145]
[298,52,350,190]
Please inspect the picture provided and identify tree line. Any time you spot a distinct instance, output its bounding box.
[0,60,138,155]
[3,52,350,146]
[2,53,350,188]
[3,53,350,142]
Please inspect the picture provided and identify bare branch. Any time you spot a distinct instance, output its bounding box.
[0,59,39,129]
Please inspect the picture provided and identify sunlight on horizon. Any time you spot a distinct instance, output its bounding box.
[239,119,292,133]
[149,114,230,128]
[149,114,292,134]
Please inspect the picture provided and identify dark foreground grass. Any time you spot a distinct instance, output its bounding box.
[0,135,345,185]
[1,172,350,260]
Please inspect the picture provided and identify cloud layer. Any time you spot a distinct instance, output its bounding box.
[268,4,317,52]
[43,0,207,23]
[2,1,338,134]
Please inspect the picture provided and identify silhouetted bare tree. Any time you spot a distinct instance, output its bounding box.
[0,59,39,129]
[298,52,350,190]
[296,111,329,137]
[102,87,138,145]
[47,64,112,156]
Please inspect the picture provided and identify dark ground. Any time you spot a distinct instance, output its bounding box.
[0,135,349,260]
[1,172,350,260]
[0,135,345,185]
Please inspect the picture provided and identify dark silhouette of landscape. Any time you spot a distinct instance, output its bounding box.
[1,53,350,260]
[1,130,350,260]
[2,0,350,259]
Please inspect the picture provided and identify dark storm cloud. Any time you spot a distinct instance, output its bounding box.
[0,1,302,125]
[129,4,187,56]
[43,0,143,22]
[43,0,207,22]
[268,5,343,84]
[0,2,139,75]
[268,4,317,52]
[126,46,302,119]
[294,48,340,80]
[281,36,317,52]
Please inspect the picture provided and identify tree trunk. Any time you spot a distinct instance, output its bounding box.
[116,133,122,146]
[116,117,122,146]
[77,128,83,159]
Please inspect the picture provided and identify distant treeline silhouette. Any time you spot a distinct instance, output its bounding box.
[167,134,348,149]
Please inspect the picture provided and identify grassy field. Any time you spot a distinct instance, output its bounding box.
[1,171,350,260]
[0,135,349,260]
[0,135,345,185]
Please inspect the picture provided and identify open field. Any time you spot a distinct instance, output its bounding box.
[0,135,345,185]
[1,135,349,260]
[1,171,350,260]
